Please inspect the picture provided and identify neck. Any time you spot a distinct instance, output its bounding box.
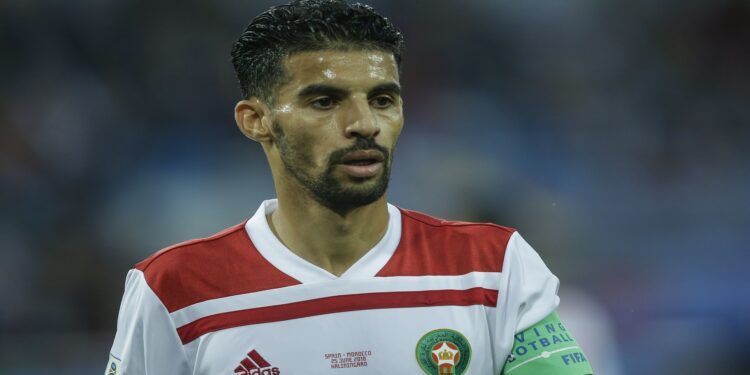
[268,184,390,277]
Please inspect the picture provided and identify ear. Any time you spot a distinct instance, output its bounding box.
[234,98,273,143]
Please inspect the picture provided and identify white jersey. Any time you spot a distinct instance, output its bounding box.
[106,199,559,375]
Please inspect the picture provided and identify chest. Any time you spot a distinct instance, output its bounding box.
[184,305,499,374]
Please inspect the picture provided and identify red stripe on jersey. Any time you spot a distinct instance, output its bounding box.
[377,209,515,276]
[177,287,498,344]
[248,350,271,368]
[135,223,301,312]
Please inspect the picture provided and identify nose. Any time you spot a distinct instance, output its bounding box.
[343,98,380,139]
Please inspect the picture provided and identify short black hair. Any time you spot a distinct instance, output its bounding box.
[230,0,404,102]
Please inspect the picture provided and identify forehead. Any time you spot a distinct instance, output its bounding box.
[280,50,399,92]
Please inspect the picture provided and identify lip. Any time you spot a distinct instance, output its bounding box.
[338,149,385,178]
[340,150,385,164]
[339,161,383,178]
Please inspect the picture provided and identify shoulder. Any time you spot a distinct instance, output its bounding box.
[134,222,249,274]
[133,222,299,312]
[377,207,517,276]
[399,207,516,241]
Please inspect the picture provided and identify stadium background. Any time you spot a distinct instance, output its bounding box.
[1,0,748,373]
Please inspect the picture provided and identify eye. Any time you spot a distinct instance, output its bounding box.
[311,97,338,110]
[370,95,394,109]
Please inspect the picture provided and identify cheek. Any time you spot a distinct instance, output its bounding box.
[308,118,343,158]
[378,113,404,144]
[290,130,333,167]
[276,113,341,168]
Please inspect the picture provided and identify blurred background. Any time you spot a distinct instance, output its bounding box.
[1,0,748,373]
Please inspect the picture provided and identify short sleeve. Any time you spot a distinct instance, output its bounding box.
[493,232,560,367]
[105,269,190,375]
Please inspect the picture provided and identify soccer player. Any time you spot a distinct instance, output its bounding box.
[106,1,594,374]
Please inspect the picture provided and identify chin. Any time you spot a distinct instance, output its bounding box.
[316,180,389,214]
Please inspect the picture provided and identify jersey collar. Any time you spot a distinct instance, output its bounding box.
[245,199,402,283]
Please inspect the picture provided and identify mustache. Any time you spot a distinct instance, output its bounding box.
[328,137,390,165]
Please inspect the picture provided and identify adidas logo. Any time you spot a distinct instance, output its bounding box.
[234,350,280,375]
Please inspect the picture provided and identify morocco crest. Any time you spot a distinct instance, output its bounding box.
[415,329,472,374]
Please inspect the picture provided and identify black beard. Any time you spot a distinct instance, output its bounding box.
[273,122,392,215]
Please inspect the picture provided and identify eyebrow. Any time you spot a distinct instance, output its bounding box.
[297,82,402,99]
[368,83,401,98]
[298,84,348,98]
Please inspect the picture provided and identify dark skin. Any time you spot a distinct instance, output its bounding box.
[234,50,404,276]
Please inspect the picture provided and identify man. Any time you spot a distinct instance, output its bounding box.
[106,1,594,374]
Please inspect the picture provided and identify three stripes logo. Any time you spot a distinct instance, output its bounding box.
[234,350,280,375]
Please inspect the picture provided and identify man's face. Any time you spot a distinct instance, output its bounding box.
[268,49,403,213]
